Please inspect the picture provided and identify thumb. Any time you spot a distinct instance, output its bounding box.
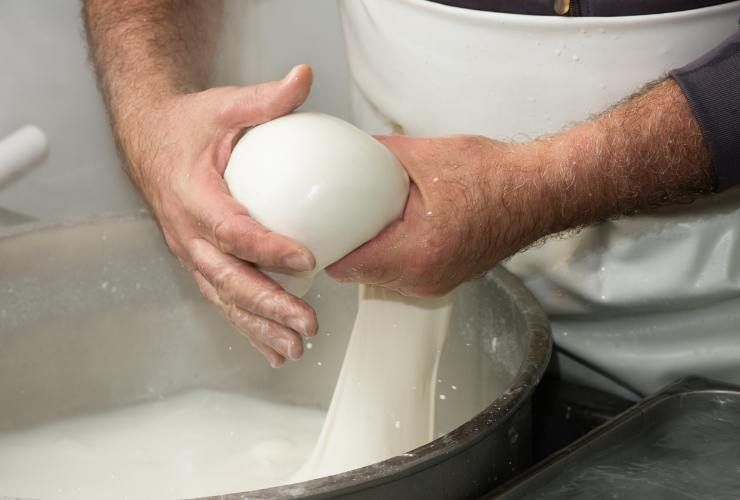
[219,64,314,130]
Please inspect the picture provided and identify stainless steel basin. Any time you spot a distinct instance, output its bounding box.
[0,216,550,499]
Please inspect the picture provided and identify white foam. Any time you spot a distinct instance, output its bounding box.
[0,287,453,497]
[0,390,325,500]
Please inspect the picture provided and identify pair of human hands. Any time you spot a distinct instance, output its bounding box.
[126,65,540,367]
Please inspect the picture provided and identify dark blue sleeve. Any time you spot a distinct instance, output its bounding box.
[671,29,740,191]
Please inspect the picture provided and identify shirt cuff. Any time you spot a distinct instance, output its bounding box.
[670,30,740,191]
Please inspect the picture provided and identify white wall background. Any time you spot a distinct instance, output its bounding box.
[0,0,350,228]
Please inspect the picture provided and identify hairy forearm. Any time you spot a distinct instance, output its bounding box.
[83,0,222,109]
[83,0,222,199]
[528,78,713,237]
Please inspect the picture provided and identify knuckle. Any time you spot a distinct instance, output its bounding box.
[239,229,264,259]
[212,218,234,254]
[242,315,274,343]
[250,287,273,311]
[213,216,270,264]
[249,284,284,318]
[212,266,240,305]
[223,301,241,322]
[408,243,445,277]
[189,248,207,275]
[249,85,266,108]
[221,271,285,321]
[218,300,243,331]
[214,88,244,125]
[225,302,260,335]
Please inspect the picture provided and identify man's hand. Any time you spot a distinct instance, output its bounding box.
[133,67,319,368]
[329,79,714,295]
[122,70,322,367]
[83,1,321,367]
[327,135,539,296]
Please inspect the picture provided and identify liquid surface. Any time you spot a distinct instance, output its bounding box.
[0,390,325,500]
[0,288,454,498]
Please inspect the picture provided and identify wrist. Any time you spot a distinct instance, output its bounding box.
[533,123,610,232]
[480,138,564,259]
[109,92,183,211]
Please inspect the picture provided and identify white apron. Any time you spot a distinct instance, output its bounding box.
[340,0,740,398]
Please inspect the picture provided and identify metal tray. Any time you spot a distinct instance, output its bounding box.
[491,376,740,499]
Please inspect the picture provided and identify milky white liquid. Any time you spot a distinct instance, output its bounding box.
[297,285,453,480]
[0,390,325,500]
[0,287,452,498]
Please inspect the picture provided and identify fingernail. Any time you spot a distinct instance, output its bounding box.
[275,337,299,360]
[282,252,314,272]
[288,317,310,337]
[283,65,301,82]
